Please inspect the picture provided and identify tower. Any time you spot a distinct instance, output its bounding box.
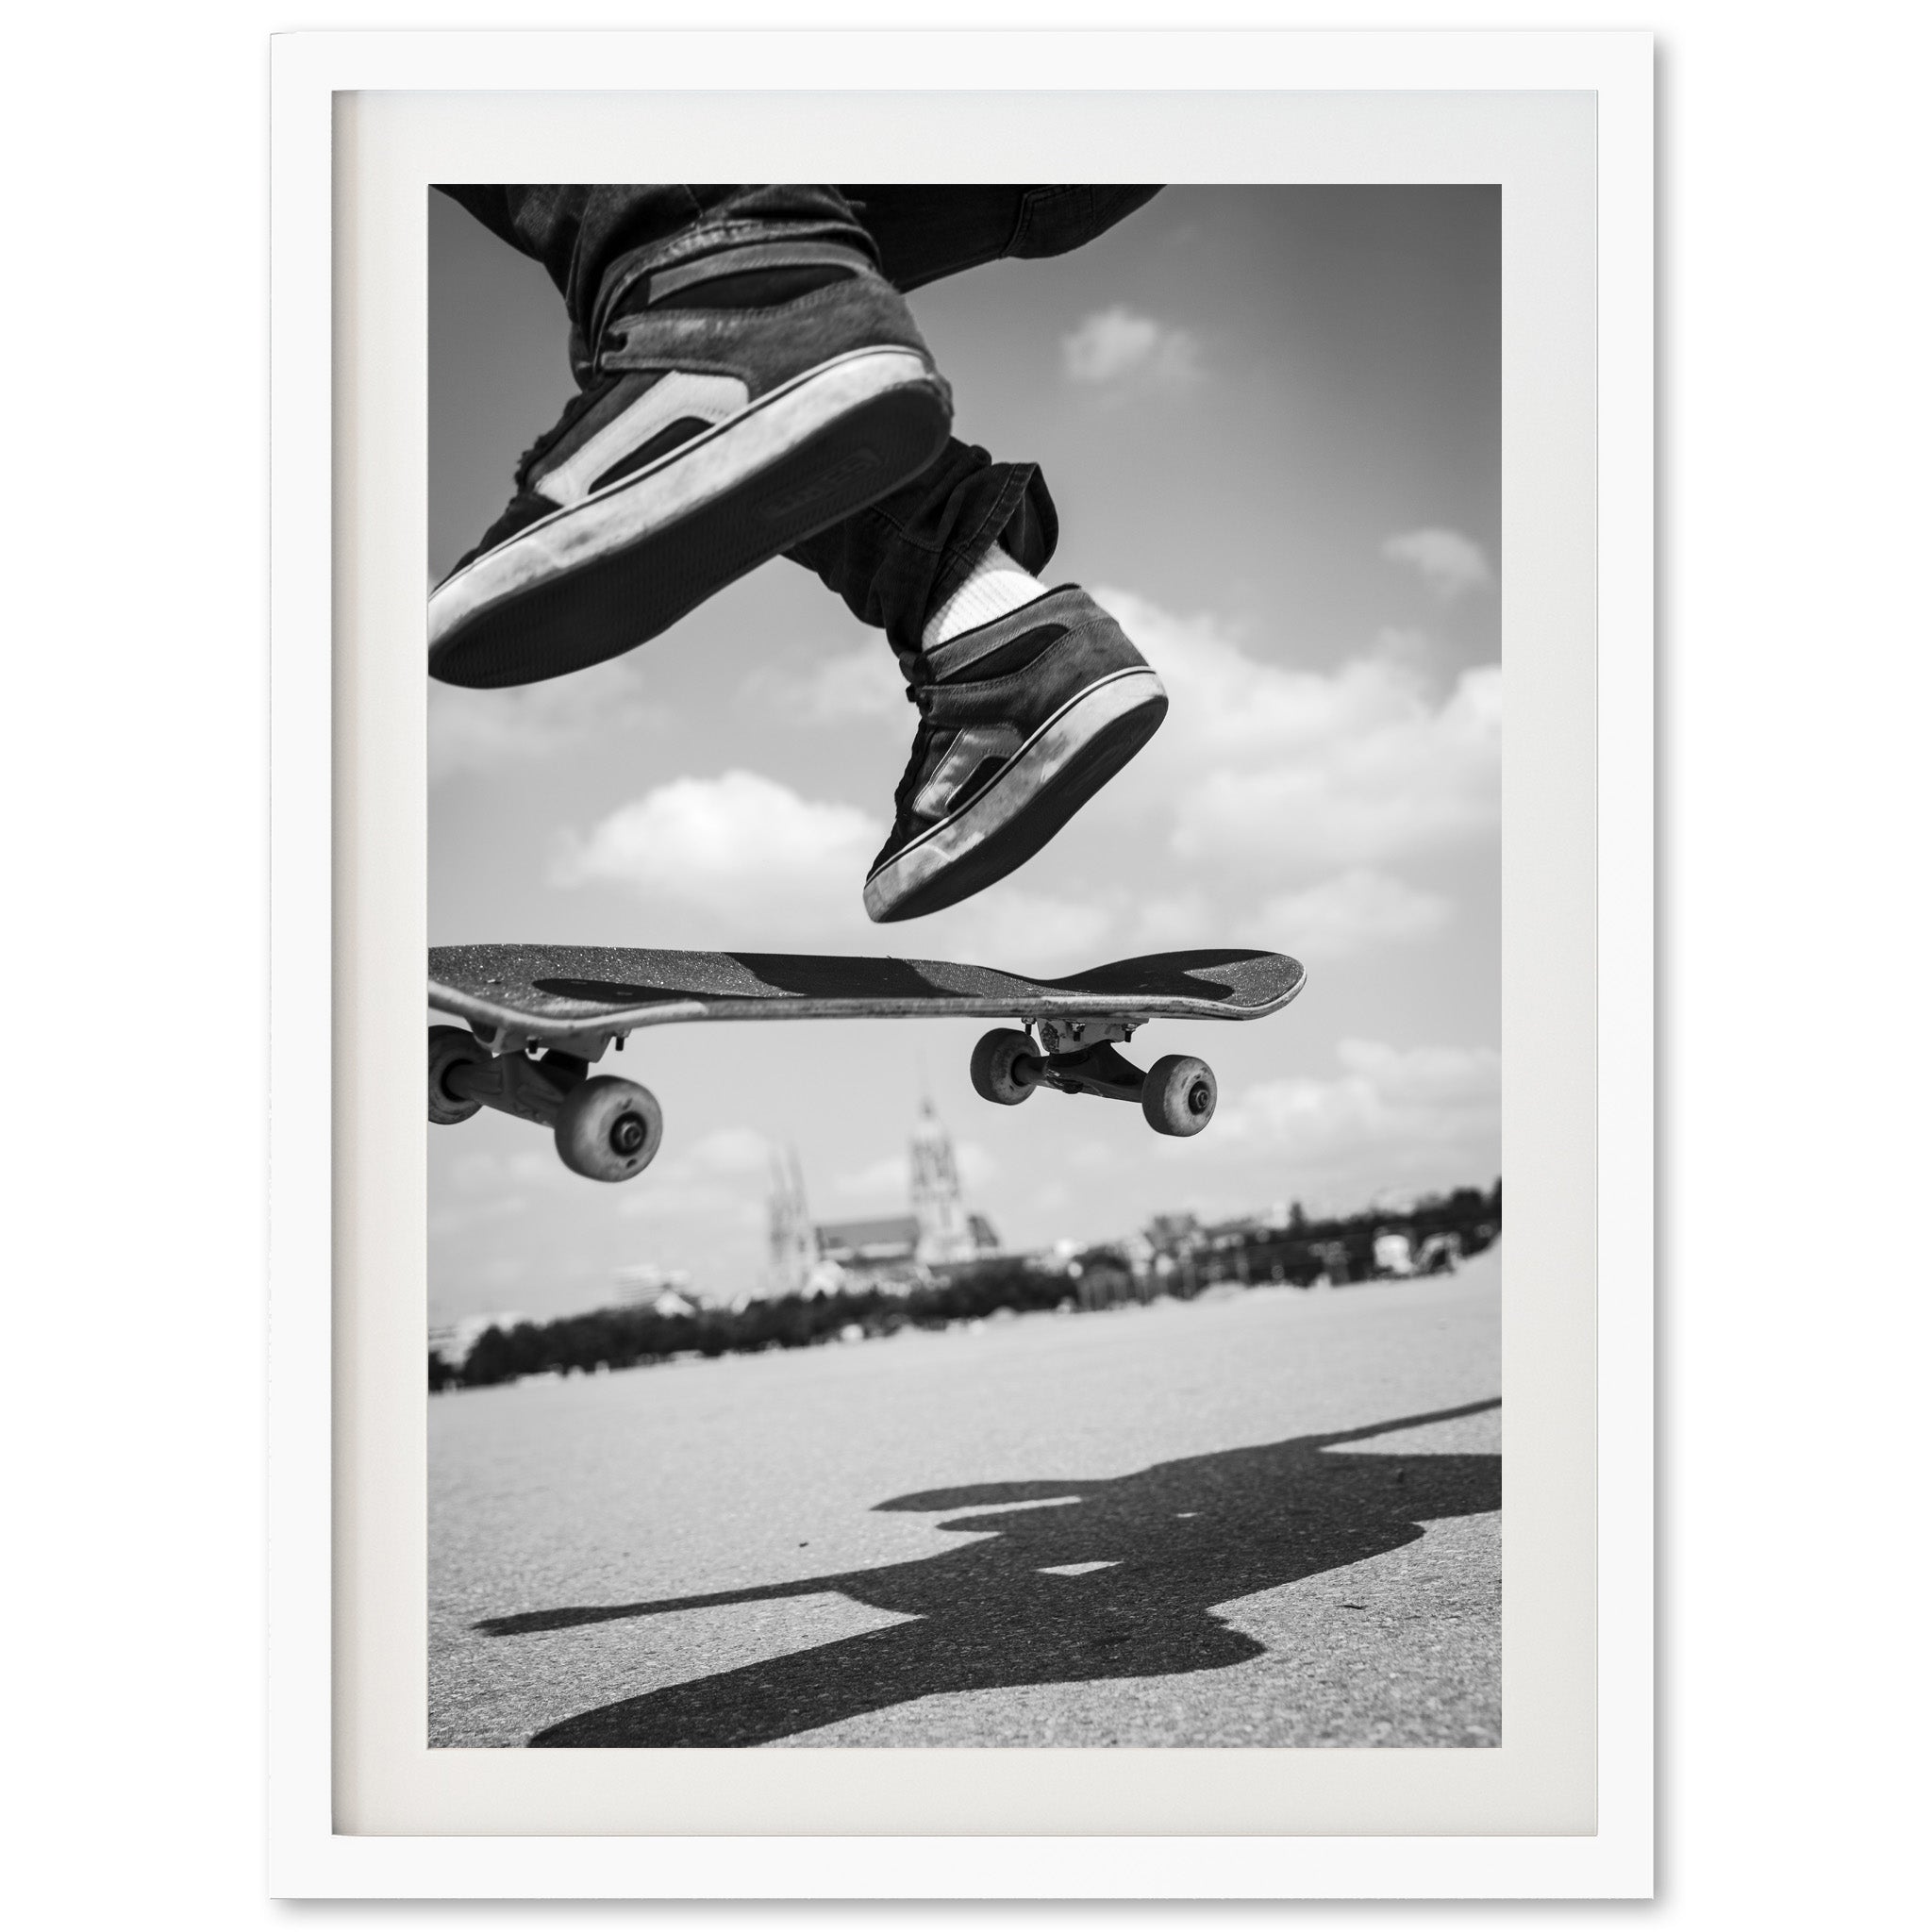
[766,1143,816,1296]
[909,1098,976,1263]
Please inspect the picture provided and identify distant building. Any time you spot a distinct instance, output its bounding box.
[811,1209,1000,1289]
[609,1265,701,1318]
[428,1310,527,1370]
[909,1098,982,1263]
[766,1144,818,1297]
[816,1213,922,1275]
[1068,1248,1139,1310]
[610,1263,697,1310]
[761,1101,1000,1296]
[1373,1230,1417,1276]
[1145,1211,1203,1256]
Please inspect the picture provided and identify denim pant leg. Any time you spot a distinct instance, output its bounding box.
[784,187,1161,653]
[784,440,1059,659]
[435,185,876,379]
[846,184,1161,291]
[436,184,1159,653]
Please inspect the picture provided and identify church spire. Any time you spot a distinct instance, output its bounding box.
[766,1142,816,1295]
[909,1094,975,1262]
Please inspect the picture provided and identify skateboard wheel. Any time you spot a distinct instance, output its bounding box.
[1141,1056,1217,1137]
[427,1025,485,1125]
[971,1028,1041,1107]
[553,1075,663,1182]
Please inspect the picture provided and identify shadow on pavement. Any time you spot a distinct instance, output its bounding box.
[476,1396,1500,1747]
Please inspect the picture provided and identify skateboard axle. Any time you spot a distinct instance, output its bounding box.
[971,1027,1218,1136]
[1034,1040,1148,1104]
[445,1047,590,1128]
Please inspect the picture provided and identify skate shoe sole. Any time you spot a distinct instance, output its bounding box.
[428,347,950,689]
[864,668,1168,923]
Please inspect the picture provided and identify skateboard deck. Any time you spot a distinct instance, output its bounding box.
[431,943,1302,1043]
[427,945,1304,1182]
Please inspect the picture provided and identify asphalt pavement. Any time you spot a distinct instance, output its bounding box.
[430,1247,1500,1748]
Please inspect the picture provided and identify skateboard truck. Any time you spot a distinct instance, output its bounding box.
[461,1019,623,1063]
[971,1020,1219,1138]
[1034,1015,1138,1055]
[426,1026,662,1182]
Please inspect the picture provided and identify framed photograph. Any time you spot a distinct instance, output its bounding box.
[272,28,1652,1898]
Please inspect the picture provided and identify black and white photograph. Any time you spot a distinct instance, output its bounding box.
[424,180,1504,1750]
[30,0,1932,1912]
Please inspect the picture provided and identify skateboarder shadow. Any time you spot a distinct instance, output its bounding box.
[476,1397,1500,1747]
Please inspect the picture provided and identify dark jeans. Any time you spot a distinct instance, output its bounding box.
[438,185,1160,653]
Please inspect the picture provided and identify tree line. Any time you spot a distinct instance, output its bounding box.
[431,1182,1501,1391]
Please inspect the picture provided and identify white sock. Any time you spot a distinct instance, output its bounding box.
[921,542,1045,651]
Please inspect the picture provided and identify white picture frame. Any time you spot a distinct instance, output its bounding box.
[271,27,1653,1898]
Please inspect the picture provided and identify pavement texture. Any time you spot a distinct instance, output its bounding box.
[430,1248,1500,1748]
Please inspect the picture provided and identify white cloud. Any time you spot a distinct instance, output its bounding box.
[744,644,905,724]
[1215,1039,1500,1188]
[954,1141,1001,1191]
[1122,875,1445,960]
[616,1125,774,1224]
[1089,587,1500,874]
[1062,306,1202,391]
[1251,870,1452,959]
[427,1194,528,1241]
[442,1146,558,1194]
[835,1152,908,1201]
[911,888,1119,978]
[1124,891,1215,952]
[1381,528,1493,603]
[554,771,884,919]
[836,1140,996,1202]
[674,1126,773,1176]
[553,778,1122,959]
[474,1256,531,1291]
[427,1141,576,1240]
[429,658,668,782]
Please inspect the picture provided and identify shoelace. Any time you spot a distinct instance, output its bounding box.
[890,660,943,816]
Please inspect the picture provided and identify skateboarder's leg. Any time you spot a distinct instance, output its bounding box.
[781,439,1058,656]
[436,185,1160,381]
[787,444,1167,924]
[429,186,1162,690]
[783,187,1173,924]
[777,187,1167,648]
[841,186,1164,293]
[853,564,1170,923]
[429,185,954,688]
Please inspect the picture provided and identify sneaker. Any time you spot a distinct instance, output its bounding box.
[429,241,953,689]
[864,586,1167,923]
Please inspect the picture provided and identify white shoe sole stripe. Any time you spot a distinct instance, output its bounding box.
[911,722,1025,820]
[535,371,749,506]
[427,346,936,654]
[864,668,1165,916]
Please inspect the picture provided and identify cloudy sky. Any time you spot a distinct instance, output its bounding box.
[428,185,1499,1323]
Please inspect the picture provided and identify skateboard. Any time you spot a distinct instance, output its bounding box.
[427,944,1306,1183]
